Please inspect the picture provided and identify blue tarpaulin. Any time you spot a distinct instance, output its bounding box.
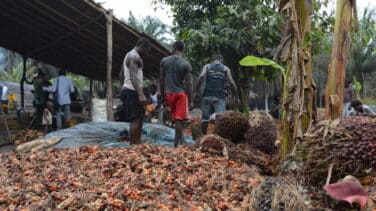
[46,122,194,148]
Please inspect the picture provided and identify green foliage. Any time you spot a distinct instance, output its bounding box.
[239,55,286,81]
[124,11,172,48]
[153,0,281,73]
[348,9,376,96]
[239,56,285,72]
[0,63,35,83]
[67,74,90,97]
[352,76,362,94]
[311,0,335,56]
[363,97,376,105]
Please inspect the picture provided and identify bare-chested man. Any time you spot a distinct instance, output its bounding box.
[119,37,151,145]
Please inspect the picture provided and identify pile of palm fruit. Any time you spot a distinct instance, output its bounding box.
[194,111,278,174]
[297,116,376,185]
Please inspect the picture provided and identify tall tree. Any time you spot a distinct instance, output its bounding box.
[125,12,171,47]
[348,9,376,98]
[274,0,315,156]
[325,0,356,119]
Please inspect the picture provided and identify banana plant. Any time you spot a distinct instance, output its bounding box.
[0,63,36,83]
[240,55,300,157]
[352,76,362,99]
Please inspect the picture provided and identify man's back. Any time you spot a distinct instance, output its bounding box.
[161,55,192,94]
[202,63,227,98]
[56,76,74,105]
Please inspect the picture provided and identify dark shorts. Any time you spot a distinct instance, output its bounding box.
[121,88,144,122]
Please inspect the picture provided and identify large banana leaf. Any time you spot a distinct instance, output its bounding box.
[239,55,286,79]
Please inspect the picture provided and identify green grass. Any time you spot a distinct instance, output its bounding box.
[363,97,376,106]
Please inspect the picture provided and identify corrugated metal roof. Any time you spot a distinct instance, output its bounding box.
[0,0,170,81]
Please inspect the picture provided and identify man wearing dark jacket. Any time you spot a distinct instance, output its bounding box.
[195,54,239,134]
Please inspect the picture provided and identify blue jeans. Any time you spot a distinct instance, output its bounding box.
[56,104,71,130]
[201,96,225,123]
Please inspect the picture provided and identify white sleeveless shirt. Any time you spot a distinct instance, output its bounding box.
[122,49,143,90]
[150,93,159,107]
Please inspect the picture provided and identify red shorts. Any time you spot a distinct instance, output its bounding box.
[165,92,188,121]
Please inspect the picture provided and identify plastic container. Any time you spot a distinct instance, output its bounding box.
[8,93,16,101]
[8,100,17,111]
[64,119,77,128]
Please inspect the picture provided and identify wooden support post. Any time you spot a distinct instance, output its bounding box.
[105,9,113,121]
[89,79,93,118]
[20,56,27,109]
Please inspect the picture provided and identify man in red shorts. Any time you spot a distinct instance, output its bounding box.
[160,41,193,147]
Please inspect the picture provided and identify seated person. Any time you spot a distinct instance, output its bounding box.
[142,88,156,123]
[144,97,156,123]
[350,100,375,115]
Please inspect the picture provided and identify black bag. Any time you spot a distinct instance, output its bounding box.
[53,78,60,110]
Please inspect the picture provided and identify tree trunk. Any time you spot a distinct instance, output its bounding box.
[7,50,15,75]
[325,0,353,119]
[20,57,27,109]
[361,72,366,98]
[239,72,250,114]
[264,81,269,112]
[274,0,314,157]
[105,10,114,121]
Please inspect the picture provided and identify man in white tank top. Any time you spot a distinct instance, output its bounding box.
[119,38,151,145]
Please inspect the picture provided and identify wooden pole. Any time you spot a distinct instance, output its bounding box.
[89,79,93,118]
[105,9,113,121]
[20,56,28,109]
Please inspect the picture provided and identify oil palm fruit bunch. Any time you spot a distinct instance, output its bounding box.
[244,111,278,155]
[194,134,228,156]
[250,177,306,211]
[215,111,249,142]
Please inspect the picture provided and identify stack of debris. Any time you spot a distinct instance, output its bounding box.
[11,129,43,145]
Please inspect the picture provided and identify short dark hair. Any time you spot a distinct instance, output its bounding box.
[58,70,66,76]
[136,37,151,48]
[149,84,157,90]
[37,68,45,77]
[350,100,362,108]
[172,41,184,52]
[213,54,223,61]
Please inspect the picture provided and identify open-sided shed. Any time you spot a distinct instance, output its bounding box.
[0,0,170,118]
[0,0,169,80]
